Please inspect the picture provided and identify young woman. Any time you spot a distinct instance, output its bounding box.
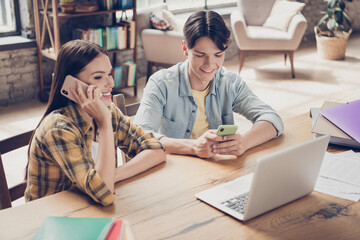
[134,10,284,158]
[25,40,166,206]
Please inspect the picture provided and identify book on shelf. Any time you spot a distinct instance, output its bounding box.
[120,64,129,88]
[98,0,133,10]
[119,19,135,49]
[113,66,122,88]
[73,25,130,51]
[75,3,99,13]
[117,25,127,50]
[311,101,360,149]
[123,61,136,86]
[72,28,88,41]
[119,0,134,9]
[33,217,132,240]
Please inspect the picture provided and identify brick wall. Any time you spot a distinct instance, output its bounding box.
[0,48,39,106]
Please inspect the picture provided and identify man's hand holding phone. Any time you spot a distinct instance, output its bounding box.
[211,125,247,157]
[192,125,243,158]
[216,125,238,136]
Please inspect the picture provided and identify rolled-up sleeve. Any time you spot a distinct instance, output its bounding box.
[231,76,284,137]
[114,106,165,159]
[45,128,115,206]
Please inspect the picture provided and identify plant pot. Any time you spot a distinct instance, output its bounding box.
[314,26,352,60]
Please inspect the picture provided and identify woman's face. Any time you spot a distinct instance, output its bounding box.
[77,53,114,107]
[183,37,225,90]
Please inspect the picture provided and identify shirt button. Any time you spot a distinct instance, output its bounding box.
[192,110,196,113]
[186,129,190,133]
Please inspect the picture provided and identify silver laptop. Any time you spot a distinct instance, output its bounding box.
[195,135,330,221]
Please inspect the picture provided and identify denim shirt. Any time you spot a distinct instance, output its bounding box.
[134,60,284,139]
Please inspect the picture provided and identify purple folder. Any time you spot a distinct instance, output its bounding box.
[320,99,360,143]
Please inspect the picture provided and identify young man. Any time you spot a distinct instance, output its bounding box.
[134,11,283,158]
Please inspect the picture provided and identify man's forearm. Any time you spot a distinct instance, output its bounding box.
[241,121,277,152]
[160,136,197,155]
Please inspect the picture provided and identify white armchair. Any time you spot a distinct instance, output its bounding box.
[230,0,307,78]
[137,4,186,80]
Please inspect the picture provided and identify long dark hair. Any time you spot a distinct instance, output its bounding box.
[183,10,231,51]
[25,40,108,179]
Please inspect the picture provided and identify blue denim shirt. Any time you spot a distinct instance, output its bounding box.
[134,60,283,139]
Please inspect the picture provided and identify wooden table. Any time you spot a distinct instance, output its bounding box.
[1,113,360,240]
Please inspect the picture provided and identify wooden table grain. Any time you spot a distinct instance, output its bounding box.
[1,113,359,240]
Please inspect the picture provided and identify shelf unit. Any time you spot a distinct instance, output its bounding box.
[32,0,137,102]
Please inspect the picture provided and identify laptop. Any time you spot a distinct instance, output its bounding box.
[195,135,330,221]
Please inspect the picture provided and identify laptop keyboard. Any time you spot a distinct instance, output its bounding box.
[221,192,249,214]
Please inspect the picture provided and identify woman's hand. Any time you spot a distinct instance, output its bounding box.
[71,82,111,126]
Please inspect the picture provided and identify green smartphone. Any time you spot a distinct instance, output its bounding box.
[216,125,238,136]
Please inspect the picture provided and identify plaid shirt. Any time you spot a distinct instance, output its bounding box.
[25,102,164,206]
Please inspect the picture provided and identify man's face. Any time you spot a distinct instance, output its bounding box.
[183,37,225,90]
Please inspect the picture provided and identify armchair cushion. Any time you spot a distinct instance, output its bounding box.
[162,9,182,32]
[263,0,305,31]
[137,4,168,36]
[150,12,173,31]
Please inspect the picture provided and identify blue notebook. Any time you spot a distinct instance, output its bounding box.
[33,217,113,240]
[320,100,360,143]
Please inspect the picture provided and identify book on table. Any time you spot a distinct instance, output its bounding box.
[320,99,360,143]
[311,101,360,149]
[33,217,130,240]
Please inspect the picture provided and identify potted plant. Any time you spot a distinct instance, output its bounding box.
[59,0,75,13]
[315,0,352,60]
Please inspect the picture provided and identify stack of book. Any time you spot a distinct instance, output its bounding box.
[113,61,136,88]
[311,100,360,149]
[72,20,135,51]
[98,0,134,11]
[33,217,135,240]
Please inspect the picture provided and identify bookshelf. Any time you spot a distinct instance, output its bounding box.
[32,0,137,102]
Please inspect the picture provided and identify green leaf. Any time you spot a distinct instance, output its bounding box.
[327,18,336,31]
[339,0,345,10]
[327,9,334,17]
[343,11,352,27]
[329,0,337,9]
[335,10,343,25]
[317,14,329,26]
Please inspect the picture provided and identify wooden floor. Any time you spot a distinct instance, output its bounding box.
[1,33,359,207]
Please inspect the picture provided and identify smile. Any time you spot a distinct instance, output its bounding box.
[101,92,112,97]
[201,69,214,73]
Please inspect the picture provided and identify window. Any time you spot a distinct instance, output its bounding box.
[0,0,21,36]
[137,0,236,11]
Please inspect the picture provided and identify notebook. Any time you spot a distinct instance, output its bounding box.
[33,217,114,240]
[320,100,360,143]
[195,135,330,221]
[311,101,360,148]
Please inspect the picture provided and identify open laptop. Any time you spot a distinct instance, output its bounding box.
[195,135,330,221]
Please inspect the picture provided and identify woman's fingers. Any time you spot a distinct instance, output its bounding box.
[93,88,101,101]
[69,87,81,104]
[87,85,95,100]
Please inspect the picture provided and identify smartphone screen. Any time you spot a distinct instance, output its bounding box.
[60,75,89,103]
[216,125,238,136]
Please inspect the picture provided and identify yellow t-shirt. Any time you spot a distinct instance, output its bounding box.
[191,86,210,139]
